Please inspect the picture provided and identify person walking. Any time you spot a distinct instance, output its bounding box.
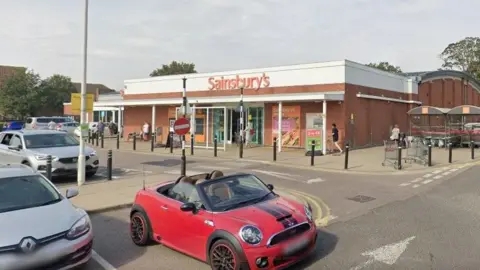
[97,121,105,138]
[142,121,150,141]
[47,120,56,130]
[390,124,400,144]
[332,123,343,154]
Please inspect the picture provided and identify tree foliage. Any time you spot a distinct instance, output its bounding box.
[366,62,403,74]
[439,37,480,79]
[0,71,75,119]
[149,61,197,77]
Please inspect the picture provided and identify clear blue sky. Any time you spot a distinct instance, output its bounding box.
[0,0,476,90]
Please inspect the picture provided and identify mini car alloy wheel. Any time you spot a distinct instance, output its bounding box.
[210,240,239,270]
[130,212,150,246]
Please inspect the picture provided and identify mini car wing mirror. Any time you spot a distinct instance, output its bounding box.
[180,202,196,212]
[267,184,274,191]
[66,188,79,199]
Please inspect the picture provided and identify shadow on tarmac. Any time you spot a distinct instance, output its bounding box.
[288,228,339,269]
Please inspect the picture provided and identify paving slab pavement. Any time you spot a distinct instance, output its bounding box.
[93,139,479,175]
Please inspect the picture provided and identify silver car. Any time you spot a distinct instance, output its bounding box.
[0,164,93,270]
[0,130,99,178]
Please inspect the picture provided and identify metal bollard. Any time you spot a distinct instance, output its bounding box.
[344,143,349,170]
[427,144,432,167]
[101,133,104,149]
[151,132,155,152]
[311,140,315,166]
[214,136,218,157]
[471,141,475,160]
[116,133,120,150]
[88,130,91,144]
[107,150,113,180]
[133,133,136,151]
[46,155,52,180]
[448,143,452,163]
[397,147,402,170]
[273,137,277,162]
[191,135,194,156]
[170,132,173,153]
[95,132,99,147]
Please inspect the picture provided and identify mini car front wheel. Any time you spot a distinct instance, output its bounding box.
[209,239,240,270]
[130,212,151,246]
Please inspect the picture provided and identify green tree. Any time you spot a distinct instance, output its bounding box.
[38,74,76,110]
[366,62,403,74]
[0,70,42,119]
[439,37,480,79]
[149,61,197,77]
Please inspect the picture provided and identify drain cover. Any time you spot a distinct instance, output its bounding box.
[347,195,376,203]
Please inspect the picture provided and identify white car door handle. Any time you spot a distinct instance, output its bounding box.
[161,206,168,210]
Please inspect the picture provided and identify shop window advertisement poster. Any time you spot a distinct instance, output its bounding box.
[272,105,301,147]
[305,113,323,151]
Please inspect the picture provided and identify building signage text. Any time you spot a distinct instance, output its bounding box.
[208,73,270,90]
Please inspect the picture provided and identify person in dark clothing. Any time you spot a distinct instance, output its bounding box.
[332,123,343,153]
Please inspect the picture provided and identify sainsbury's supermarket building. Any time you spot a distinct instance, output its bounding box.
[64,60,480,153]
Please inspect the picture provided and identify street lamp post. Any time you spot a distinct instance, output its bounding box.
[181,77,187,176]
[238,81,245,158]
[77,0,89,186]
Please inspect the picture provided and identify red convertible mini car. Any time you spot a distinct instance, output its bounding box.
[129,170,317,270]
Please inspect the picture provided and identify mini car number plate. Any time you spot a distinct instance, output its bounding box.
[282,236,310,257]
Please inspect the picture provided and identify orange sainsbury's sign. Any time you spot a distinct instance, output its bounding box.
[208,73,270,90]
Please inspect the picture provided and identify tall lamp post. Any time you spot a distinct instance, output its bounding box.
[238,81,245,158]
[181,77,187,176]
[77,0,89,186]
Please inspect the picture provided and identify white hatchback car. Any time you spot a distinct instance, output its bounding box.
[0,164,93,270]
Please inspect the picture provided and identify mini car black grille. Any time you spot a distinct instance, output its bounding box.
[268,223,311,246]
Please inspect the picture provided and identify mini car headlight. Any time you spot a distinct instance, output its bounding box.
[66,215,91,240]
[239,225,263,245]
[35,154,57,160]
[304,204,313,221]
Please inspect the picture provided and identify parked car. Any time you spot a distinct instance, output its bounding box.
[0,164,93,270]
[74,122,98,138]
[56,122,79,134]
[0,130,99,178]
[24,116,74,130]
[2,120,24,131]
[129,170,317,270]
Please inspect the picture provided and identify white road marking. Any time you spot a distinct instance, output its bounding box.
[450,168,459,172]
[193,165,232,171]
[327,215,338,221]
[433,175,443,179]
[412,184,420,188]
[350,236,415,270]
[423,174,432,178]
[252,170,305,182]
[399,183,411,187]
[163,170,206,175]
[411,178,423,183]
[422,179,433,184]
[442,171,451,176]
[306,178,325,184]
[432,170,442,174]
[92,250,117,270]
[123,168,153,174]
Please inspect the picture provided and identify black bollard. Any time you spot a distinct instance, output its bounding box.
[88,130,91,144]
[107,150,112,180]
[214,136,218,157]
[310,140,315,166]
[151,132,155,152]
[344,143,349,170]
[170,132,173,153]
[101,133,104,149]
[273,137,277,162]
[471,141,475,160]
[116,133,120,150]
[46,155,52,180]
[427,144,432,167]
[397,147,402,170]
[191,135,194,156]
[448,143,452,163]
[95,132,99,147]
[133,133,136,151]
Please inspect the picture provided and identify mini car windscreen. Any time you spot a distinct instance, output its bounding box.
[24,133,80,148]
[200,174,272,212]
[0,175,61,213]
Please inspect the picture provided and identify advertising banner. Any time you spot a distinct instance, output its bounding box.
[305,113,323,151]
[272,105,301,147]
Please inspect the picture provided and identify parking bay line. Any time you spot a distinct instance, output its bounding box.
[252,170,306,183]
[92,250,117,270]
